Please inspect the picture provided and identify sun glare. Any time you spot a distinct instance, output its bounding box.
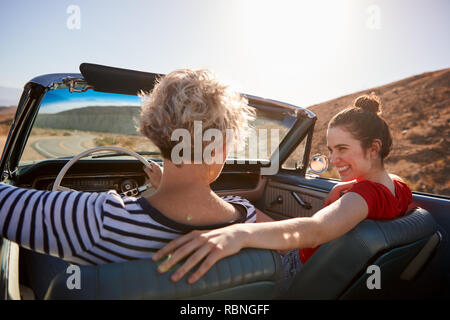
[213,1,357,105]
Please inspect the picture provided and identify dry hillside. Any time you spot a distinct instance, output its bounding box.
[0,107,16,148]
[308,68,450,196]
[0,106,16,134]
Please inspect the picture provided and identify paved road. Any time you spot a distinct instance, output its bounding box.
[32,133,97,158]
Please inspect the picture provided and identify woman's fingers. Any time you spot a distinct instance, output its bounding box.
[187,250,224,284]
[153,225,245,283]
[143,167,153,184]
[158,242,201,273]
[143,166,152,176]
[170,243,213,282]
[143,160,163,188]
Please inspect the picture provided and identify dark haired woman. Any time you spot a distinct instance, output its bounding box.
[152,93,413,288]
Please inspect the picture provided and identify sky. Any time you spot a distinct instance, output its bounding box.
[0,0,449,108]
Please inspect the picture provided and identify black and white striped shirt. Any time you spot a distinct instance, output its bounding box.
[0,183,256,265]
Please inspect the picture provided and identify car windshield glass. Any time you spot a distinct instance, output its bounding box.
[19,88,297,165]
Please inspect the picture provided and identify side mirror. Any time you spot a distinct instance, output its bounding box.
[308,154,328,174]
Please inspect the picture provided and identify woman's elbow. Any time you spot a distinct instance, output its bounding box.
[300,219,325,249]
[309,229,326,249]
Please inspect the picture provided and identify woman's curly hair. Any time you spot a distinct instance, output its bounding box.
[139,69,255,161]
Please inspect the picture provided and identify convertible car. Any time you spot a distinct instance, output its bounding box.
[0,63,449,300]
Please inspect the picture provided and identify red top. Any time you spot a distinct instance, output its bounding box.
[299,179,413,264]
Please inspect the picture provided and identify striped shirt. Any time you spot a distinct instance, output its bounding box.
[0,183,256,265]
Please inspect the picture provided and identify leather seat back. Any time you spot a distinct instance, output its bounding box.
[45,248,282,300]
[284,207,438,299]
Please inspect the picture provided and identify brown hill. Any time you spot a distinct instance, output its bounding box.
[308,68,450,196]
[0,106,16,135]
[35,106,141,135]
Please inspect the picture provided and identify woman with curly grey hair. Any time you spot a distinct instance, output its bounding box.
[140,68,269,228]
[139,69,254,164]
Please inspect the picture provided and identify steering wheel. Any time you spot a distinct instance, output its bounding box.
[52,146,154,196]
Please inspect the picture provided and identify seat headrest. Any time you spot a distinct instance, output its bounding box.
[45,248,282,300]
[352,207,437,254]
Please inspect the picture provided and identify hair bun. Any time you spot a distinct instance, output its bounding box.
[354,92,381,115]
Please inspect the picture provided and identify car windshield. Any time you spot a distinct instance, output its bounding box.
[19,88,298,166]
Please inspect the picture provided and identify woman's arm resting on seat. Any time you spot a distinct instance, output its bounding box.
[153,192,369,284]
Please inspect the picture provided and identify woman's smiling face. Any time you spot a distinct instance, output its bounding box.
[327,126,374,182]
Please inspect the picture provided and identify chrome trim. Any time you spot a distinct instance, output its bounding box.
[31,172,145,189]
[436,230,443,242]
[62,77,92,92]
[291,183,329,194]
[291,191,312,209]
[28,73,84,88]
[215,188,259,194]
[0,240,11,299]
[120,184,151,197]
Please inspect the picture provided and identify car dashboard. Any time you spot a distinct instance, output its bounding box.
[15,159,148,194]
[13,159,262,196]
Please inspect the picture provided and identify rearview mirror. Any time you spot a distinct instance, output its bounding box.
[308,154,328,174]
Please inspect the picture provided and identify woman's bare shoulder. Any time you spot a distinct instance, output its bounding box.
[388,173,405,182]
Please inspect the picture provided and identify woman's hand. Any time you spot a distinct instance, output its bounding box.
[152,224,248,284]
[323,180,356,207]
[144,160,163,189]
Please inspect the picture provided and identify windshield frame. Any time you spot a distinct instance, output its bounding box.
[2,72,316,178]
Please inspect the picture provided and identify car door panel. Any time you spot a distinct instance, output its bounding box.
[215,175,267,203]
[262,180,326,220]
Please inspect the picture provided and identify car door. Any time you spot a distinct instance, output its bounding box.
[256,123,336,221]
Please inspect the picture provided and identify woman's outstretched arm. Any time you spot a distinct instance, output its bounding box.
[153,191,369,284]
[0,183,108,264]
